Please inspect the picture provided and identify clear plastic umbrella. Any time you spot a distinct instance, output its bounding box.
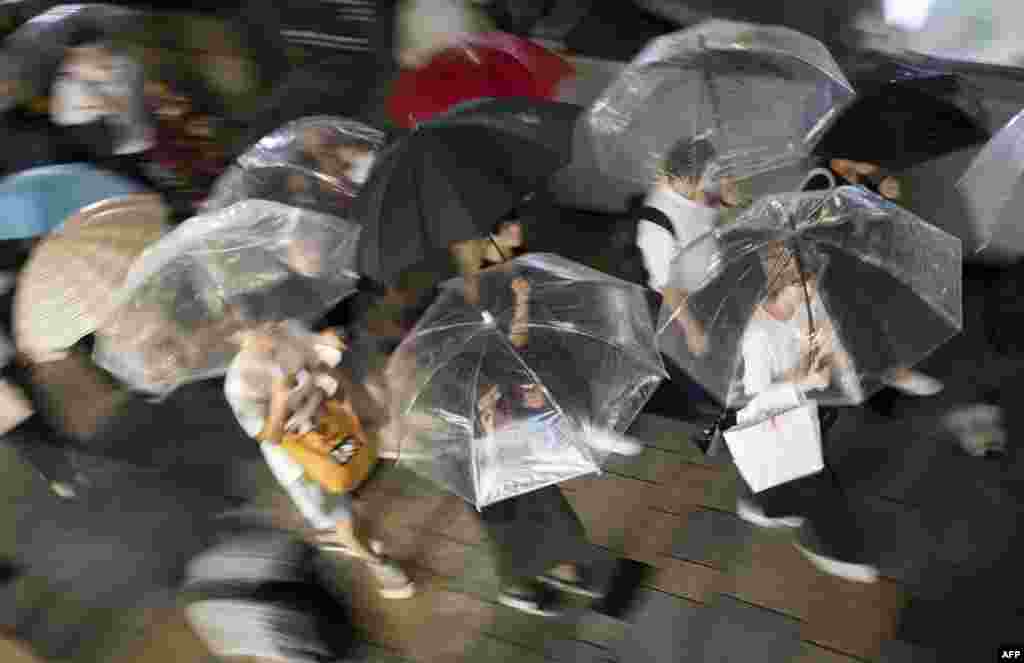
[657,186,962,409]
[93,200,361,396]
[586,20,854,187]
[386,253,666,509]
[204,116,385,218]
[955,108,1024,254]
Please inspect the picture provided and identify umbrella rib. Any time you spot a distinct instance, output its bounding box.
[522,321,667,377]
[469,344,485,503]
[398,321,499,417]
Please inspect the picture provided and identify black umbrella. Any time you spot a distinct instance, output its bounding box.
[0,107,65,176]
[352,97,581,284]
[813,62,990,171]
[229,52,398,159]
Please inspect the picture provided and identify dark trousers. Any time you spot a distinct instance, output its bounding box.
[752,470,871,564]
[746,407,872,564]
[479,485,591,586]
[4,422,79,487]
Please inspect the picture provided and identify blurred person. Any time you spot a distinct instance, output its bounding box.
[145,80,229,214]
[50,37,155,159]
[225,321,415,600]
[828,157,903,202]
[183,517,357,662]
[299,126,378,188]
[634,136,747,357]
[472,276,636,615]
[632,136,742,422]
[396,0,493,68]
[341,214,525,456]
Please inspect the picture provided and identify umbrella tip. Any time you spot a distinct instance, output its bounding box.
[481,311,495,325]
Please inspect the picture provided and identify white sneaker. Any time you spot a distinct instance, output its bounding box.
[943,404,1007,457]
[50,481,78,499]
[793,542,879,583]
[882,370,943,397]
[736,498,805,529]
[587,428,644,456]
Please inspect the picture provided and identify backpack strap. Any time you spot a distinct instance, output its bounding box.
[633,205,676,238]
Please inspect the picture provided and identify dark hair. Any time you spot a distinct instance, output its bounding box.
[69,26,112,49]
[490,216,522,237]
[761,241,827,296]
[664,136,717,180]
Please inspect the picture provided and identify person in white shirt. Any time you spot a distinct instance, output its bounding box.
[739,246,842,400]
[734,242,879,583]
[634,136,745,356]
[224,321,415,600]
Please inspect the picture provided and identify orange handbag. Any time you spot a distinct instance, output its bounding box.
[280,399,378,494]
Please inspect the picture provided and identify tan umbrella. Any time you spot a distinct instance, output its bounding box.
[15,193,169,358]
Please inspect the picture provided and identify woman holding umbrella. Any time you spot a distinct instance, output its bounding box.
[49,30,155,170]
[659,187,963,582]
[732,242,879,583]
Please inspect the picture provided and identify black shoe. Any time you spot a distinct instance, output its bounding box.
[0,559,20,587]
[498,582,564,617]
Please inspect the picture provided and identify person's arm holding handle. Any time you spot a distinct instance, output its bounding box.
[509,277,530,348]
[258,373,293,445]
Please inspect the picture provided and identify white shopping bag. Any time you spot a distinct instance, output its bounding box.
[724,395,824,493]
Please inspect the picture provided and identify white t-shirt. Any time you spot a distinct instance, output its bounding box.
[739,297,861,402]
[635,182,718,292]
[740,313,806,398]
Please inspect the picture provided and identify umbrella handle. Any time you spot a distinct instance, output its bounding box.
[786,214,816,338]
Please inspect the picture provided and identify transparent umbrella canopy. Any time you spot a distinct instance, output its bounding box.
[93,200,361,396]
[956,108,1024,254]
[657,186,962,409]
[587,19,854,187]
[204,116,385,217]
[387,253,666,508]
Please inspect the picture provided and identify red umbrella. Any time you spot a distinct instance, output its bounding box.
[387,32,574,129]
